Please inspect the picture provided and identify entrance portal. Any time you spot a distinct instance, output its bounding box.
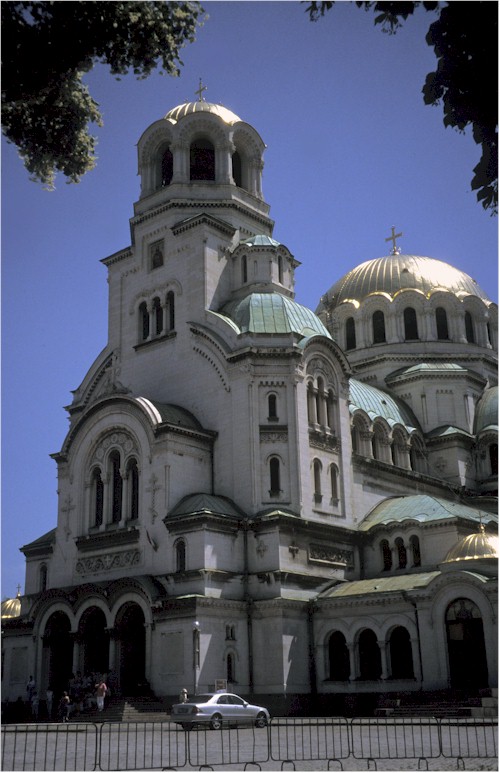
[42,611,73,698]
[446,598,488,689]
[79,607,109,676]
[116,602,146,695]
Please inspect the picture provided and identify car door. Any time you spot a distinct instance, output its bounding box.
[228,694,250,723]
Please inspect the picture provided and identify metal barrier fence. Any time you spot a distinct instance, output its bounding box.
[1,716,498,771]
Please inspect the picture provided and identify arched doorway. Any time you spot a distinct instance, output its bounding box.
[358,629,381,680]
[115,602,146,696]
[79,607,109,676]
[446,598,488,689]
[328,631,350,680]
[42,611,73,698]
[389,626,414,679]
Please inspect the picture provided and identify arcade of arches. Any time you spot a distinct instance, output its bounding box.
[40,602,146,697]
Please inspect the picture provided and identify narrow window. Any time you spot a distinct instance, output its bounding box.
[465,311,475,343]
[372,310,386,344]
[232,151,242,187]
[326,391,335,430]
[330,464,339,502]
[395,537,407,569]
[345,317,356,350]
[92,467,104,527]
[404,307,419,340]
[489,444,498,475]
[351,425,359,454]
[487,322,493,346]
[110,451,122,523]
[40,564,48,592]
[226,653,235,683]
[268,393,278,420]
[242,255,248,284]
[166,291,175,331]
[269,457,281,495]
[127,459,139,520]
[176,540,186,572]
[139,302,149,341]
[278,255,283,284]
[436,307,449,339]
[153,297,163,336]
[381,539,392,571]
[410,535,421,567]
[190,139,215,180]
[161,148,173,187]
[307,383,315,424]
[313,459,322,503]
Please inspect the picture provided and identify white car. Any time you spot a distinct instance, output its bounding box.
[170,692,270,730]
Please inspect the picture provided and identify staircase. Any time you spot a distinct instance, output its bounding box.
[470,688,498,718]
[78,696,171,723]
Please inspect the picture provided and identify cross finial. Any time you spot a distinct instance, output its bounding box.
[195,78,207,102]
[16,584,21,597]
[385,225,403,255]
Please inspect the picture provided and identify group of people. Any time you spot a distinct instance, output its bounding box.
[24,671,115,722]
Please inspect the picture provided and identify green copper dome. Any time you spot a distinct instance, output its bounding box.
[219,293,331,338]
[474,386,498,434]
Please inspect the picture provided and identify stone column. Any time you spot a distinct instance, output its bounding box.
[348,643,357,681]
[378,639,388,680]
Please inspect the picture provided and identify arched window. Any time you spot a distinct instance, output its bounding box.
[226,652,235,683]
[316,377,325,425]
[190,138,215,180]
[313,459,322,503]
[110,451,122,523]
[410,535,421,567]
[351,425,359,454]
[175,540,186,572]
[328,631,350,680]
[269,457,281,496]
[436,307,449,339]
[161,148,173,187]
[326,391,335,431]
[372,310,386,344]
[166,291,175,331]
[404,307,419,340]
[232,151,242,187]
[345,317,356,350]
[242,255,248,284]
[40,564,48,592]
[139,302,149,341]
[465,311,475,343]
[371,427,383,460]
[226,625,236,640]
[92,467,104,527]
[381,539,392,571]
[389,626,414,678]
[330,464,339,502]
[153,297,163,336]
[268,393,278,420]
[307,382,315,424]
[127,459,139,520]
[278,254,283,284]
[358,629,382,680]
[489,443,498,475]
[395,537,407,569]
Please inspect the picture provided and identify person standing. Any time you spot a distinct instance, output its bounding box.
[59,692,70,723]
[31,691,40,721]
[95,678,108,713]
[45,686,54,720]
[26,675,36,702]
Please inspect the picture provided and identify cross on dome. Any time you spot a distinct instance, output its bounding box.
[195,78,207,102]
[385,225,403,255]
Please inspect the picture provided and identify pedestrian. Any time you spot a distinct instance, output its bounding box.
[179,688,188,703]
[30,691,39,721]
[26,675,36,702]
[95,678,108,713]
[45,686,54,720]
[59,691,70,723]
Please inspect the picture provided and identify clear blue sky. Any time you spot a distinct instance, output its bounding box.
[2,1,497,599]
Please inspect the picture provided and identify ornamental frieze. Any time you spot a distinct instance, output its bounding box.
[308,430,339,452]
[92,431,138,465]
[260,428,288,443]
[309,543,353,567]
[76,549,141,575]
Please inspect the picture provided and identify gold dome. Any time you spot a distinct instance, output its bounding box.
[1,594,21,619]
[165,101,241,125]
[443,527,499,563]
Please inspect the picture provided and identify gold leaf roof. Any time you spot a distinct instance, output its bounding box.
[443,527,499,563]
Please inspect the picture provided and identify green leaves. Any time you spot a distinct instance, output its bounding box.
[2,1,203,186]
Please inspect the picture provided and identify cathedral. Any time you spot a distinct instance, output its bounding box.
[2,95,498,713]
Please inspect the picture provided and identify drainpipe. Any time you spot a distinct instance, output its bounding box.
[243,523,254,695]
[307,600,318,698]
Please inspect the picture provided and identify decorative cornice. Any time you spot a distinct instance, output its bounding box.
[75,549,141,576]
[130,200,273,233]
[76,526,140,552]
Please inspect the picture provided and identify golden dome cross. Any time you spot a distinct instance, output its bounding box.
[385,225,403,255]
[195,78,207,102]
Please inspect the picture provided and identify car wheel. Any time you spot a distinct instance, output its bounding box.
[210,713,223,730]
[255,712,268,728]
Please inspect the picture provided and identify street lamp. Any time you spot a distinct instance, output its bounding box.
[192,621,200,696]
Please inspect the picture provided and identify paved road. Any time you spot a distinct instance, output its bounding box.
[1,718,497,771]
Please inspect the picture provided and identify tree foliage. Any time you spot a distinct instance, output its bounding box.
[305,1,498,214]
[2,1,203,187]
